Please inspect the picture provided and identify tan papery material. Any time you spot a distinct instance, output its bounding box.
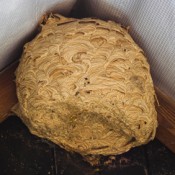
[13,14,157,157]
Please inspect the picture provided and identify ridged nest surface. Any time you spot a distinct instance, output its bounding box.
[14,14,157,157]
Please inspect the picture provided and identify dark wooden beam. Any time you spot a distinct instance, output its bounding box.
[0,62,18,122]
[155,87,175,153]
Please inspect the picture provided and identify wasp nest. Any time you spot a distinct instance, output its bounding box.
[14,14,157,157]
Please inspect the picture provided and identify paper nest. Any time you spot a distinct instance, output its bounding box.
[13,14,157,157]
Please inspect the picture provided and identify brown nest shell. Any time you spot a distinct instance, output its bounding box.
[13,14,157,157]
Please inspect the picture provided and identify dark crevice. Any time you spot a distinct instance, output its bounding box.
[57,20,76,26]
[79,21,97,25]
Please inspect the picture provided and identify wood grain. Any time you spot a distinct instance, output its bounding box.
[155,87,175,153]
[0,62,175,153]
[0,62,18,122]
